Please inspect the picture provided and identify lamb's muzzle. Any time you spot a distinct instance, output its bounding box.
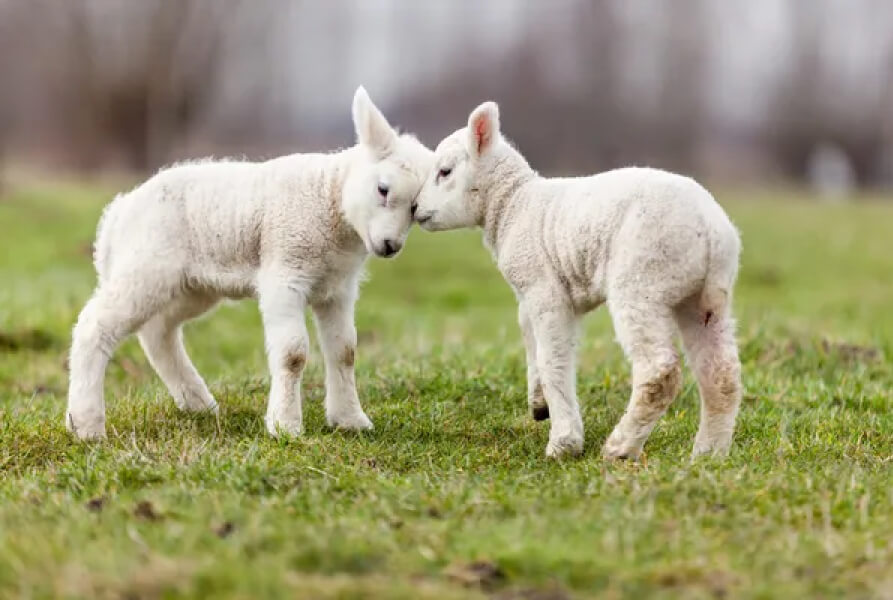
[374,238,402,258]
[414,211,434,227]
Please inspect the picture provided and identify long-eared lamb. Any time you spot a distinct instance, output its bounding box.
[413,101,742,460]
[66,87,433,440]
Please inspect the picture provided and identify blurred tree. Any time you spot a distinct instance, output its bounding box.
[53,0,247,170]
[648,0,707,172]
[0,0,11,190]
[765,0,892,186]
[0,0,891,187]
[394,0,707,176]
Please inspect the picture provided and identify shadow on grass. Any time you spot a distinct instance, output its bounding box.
[1,367,756,479]
[0,327,63,352]
[3,403,563,479]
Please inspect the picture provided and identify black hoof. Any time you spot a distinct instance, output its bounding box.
[531,405,550,421]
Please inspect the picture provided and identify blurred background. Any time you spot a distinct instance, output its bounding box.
[2,0,893,195]
[4,5,893,596]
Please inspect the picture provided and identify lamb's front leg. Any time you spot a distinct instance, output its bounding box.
[523,298,584,458]
[311,291,372,431]
[518,304,548,421]
[259,278,309,437]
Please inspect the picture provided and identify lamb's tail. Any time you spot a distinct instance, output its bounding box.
[700,221,741,326]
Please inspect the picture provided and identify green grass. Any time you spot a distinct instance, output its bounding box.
[1,180,892,599]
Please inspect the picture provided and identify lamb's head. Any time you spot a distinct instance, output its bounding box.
[414,101,505,231]
[342,86,433,258]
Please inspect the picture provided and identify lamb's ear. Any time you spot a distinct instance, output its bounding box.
[352,86,397,158]
[467,101,500,158]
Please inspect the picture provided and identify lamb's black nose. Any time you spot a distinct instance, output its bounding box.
[411,202,418,217]
[382,239,399,257]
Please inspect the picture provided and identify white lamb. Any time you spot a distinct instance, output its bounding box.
[66,87,433,440]
[413,102,742,460]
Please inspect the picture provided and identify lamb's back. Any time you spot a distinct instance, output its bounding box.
[502,167,732,309]
[94,159,269,284]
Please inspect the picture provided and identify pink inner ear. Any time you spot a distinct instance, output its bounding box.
[474,115,489,154]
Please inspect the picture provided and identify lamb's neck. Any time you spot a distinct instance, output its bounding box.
[479,155,536,254]
[329,148,366,252]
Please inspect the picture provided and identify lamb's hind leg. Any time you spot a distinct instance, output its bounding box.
[676,302,742,458]
[67,283,168,440]
[138,294,219,413]
[603,300,682,460]
[519,303,548,421]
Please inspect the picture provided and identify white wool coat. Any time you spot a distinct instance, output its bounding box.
[66,87,433,440]
[96,152,371,304]
[415,101,742,459]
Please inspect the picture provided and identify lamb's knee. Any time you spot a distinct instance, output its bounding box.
[284,350,307,376]
[636,358,682,413]
[75,290,152,351]
[340,346,355,368]
[706,357,741,412]
[72,313,118,360]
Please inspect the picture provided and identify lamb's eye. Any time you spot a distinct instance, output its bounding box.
[377,183,389,197]
[438,167,452,179]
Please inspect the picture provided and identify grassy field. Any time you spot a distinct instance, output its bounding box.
[1,180,892,599]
